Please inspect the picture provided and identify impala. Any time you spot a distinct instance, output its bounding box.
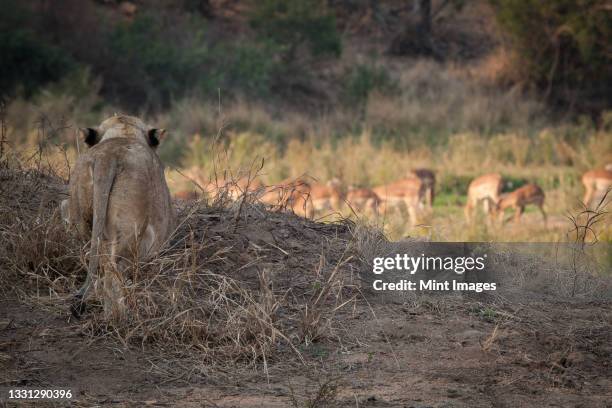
[309,178,344,214]
[496,183,546,224]
[410,168,435,208]
[192,174,263,201]
[373,177,424,225]
[582,168,612,209]
[345,186,381,215]
[464,173,503,222]
[226,176,264,200]
[259,177,312,216]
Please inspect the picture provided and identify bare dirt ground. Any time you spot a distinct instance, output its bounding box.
[2,292,610,407]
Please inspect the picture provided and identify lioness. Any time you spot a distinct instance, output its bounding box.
[64,115,175,319]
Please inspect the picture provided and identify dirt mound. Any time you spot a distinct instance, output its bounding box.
[89,197,359,363]
[0,163,68,216]
[0,164,360,365]
[172,200,353,293]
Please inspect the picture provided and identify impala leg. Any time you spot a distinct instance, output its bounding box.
[482,198,490,215]
[498,206,505,223]
[583,187,593,209]
[538,203,547,225]
[464,200,473,223]
[429,186,435,208]
[500,206,512,225]
[406,200,418,226]
[484,198,498,225]
[514,206,524,223]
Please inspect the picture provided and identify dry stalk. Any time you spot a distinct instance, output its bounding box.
[565,188,610,297]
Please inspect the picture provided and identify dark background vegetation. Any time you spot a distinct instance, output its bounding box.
[1,0,609,114]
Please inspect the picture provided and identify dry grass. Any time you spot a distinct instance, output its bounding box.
[289,376,342,408]
[174,126,610,240]
[0,158,360,368]
[3,57,611,244]
[0,161,79,299]
[480,323,500,352]
[88,199,357,365]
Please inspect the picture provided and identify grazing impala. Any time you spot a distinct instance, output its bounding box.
[496,183,546,224]
[410,168,436,208]
[181,167,264,201]
[464,173,503,222]
[205,177,264,201]
[582,168,612,209]
[373,177,424,225]
[260,177,310,207]
[259,177,323,217]
[345,186,381,215]
[226,176,264,200]
[307,178,343,213]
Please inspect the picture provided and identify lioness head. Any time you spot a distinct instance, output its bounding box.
[81,115,166,148]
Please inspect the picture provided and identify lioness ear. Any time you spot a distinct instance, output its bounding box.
[80,128,99,147]
[147,128,166,148]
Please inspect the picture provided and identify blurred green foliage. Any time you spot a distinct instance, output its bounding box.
[250,0,342,62]
[342,64,397,108]
[1,0,608,140]
[492,0,611,104]
[0,2,285,110]
[107,14,206,108]
[0,0,74,99]
[106,13,280,109]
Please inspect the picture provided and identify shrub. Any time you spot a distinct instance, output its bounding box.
[0,29,74,99]
[250,0,342,63]
[210,42,278,98]
[491,0,611,108]
[104,13,282,110]
[105,14,209,109]
[342,64,397,109]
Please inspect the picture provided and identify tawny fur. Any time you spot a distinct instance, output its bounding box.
[259,177,344,218]
[410,168,436,208]
[64,115,175,320]
[345,186,381,215]
[582,169,612,209]
[464,173,503,222]
[497,183,547,224]
[173,190,200,201]
[308,178,344,215]
[259,177,312,216]
[373,177,424,225]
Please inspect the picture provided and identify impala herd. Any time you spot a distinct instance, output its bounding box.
[60,115,611,320]
[181,165,612,226]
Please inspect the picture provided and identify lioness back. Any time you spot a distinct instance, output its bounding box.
[66,115,175,319]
